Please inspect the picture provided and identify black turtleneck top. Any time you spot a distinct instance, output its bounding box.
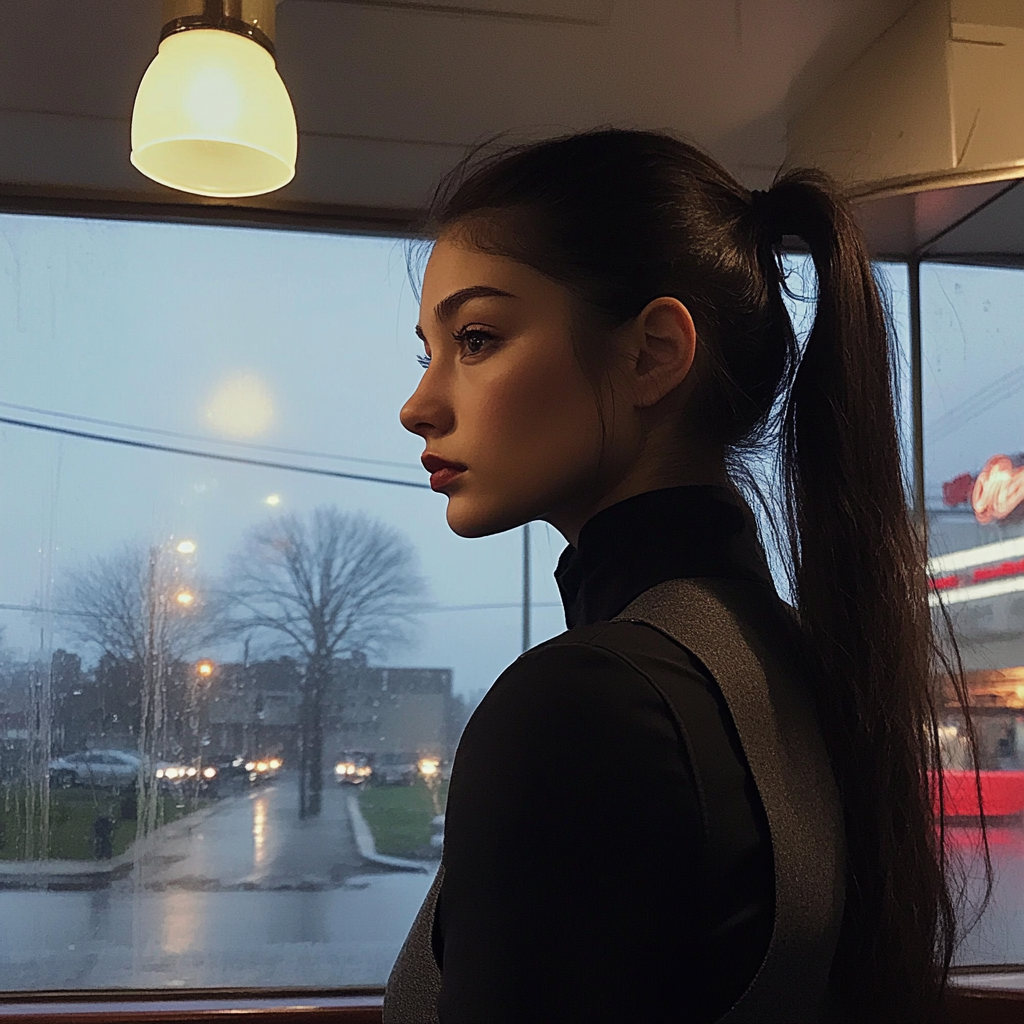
[433,486,776,1023]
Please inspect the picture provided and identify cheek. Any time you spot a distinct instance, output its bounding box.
[462,346,603,494]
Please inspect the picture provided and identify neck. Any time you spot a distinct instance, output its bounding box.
[546,451,730,547]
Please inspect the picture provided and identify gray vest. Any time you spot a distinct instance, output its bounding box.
[384,578,845,1023]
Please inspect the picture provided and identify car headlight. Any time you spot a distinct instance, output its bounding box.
[256,761,269,772]
[245,762,256,772]
[156,768,165,779]
[269,758,281,770]
[418,758,440,778]
[356,766,372,777]
[202,766,217,779]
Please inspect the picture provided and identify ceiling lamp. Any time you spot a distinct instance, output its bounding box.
[788,0,1024,200]
[131,0,297,198]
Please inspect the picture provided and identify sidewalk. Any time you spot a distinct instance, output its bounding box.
[0,801,224,891]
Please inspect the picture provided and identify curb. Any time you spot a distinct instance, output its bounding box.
[345,793,432,873]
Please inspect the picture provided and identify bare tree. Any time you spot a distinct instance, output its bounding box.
[224,506,426,817]
[59,543,209,665]
[58,542,213,841]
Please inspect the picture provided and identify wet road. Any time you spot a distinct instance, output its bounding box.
[3,781,1022,992]
[0,776,434,991]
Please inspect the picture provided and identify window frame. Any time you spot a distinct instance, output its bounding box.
[0,185,1019,1022]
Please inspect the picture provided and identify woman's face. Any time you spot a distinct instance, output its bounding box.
[400,235,631,540]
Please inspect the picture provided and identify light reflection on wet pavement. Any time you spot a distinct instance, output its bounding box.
[0,775,435,990]
[8,784,1023,990]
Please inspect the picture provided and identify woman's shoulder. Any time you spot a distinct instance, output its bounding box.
[457,619,730,769]
[447,622,717,855]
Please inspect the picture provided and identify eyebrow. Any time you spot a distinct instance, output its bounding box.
[414,285,517,344]
[433,285,516,325]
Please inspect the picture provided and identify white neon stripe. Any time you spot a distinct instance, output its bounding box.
[928,536,1024,574]
[929,574,1024,607]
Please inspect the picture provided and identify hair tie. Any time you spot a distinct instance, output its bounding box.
[749,188,771,214]
[748,188,783,243]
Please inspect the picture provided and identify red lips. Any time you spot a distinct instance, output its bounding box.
[421,453,467,492]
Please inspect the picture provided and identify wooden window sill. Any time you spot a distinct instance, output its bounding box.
[0,990,384,1023]
[0,983,1021,1022]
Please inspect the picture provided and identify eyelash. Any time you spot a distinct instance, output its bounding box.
[416,326,497,368]
[453,325,497,356]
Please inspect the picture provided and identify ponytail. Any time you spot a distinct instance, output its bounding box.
[755,172,976,1020]
[428,130,985,1022]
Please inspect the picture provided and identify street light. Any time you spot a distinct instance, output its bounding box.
[196,659,214,678]
[176,590,195,607]
[176,540,197,554]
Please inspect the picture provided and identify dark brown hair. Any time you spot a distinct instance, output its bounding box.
[424,129,984,1021]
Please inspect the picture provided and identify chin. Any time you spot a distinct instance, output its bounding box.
[444,494,529,539]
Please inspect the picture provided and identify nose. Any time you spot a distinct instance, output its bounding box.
[400,367,454,440]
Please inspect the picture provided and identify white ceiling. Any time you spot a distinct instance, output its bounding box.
[0,0,919,216]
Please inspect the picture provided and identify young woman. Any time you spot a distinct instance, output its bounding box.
[385,129,969,1023]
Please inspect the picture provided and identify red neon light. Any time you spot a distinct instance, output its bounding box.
[972,455,1024,524]
[973,557,1024,583]
[932,769,1024,818]
[930,574,960,591]
[943,473,975,507]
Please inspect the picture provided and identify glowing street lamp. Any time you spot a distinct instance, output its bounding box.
[196,659,214,678]
[176,590,195,607]
[265,494,281,507]
[176,540,197,554]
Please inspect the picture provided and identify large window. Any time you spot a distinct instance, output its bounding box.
[0,212,565,991]
[5,210,1004,999]
[923,262,1024,969]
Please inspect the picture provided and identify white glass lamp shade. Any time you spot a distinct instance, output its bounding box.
[131,29,297,198]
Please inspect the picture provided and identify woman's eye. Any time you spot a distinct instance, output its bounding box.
[453,327,496,356]
[416,353,431,369]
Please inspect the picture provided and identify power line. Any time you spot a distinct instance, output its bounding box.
[928,365,1024,442]
[413,601,561,614]
[0,600,562,619]
[0,602,97,619]
[0,399,421,472]
[0,415,430,490]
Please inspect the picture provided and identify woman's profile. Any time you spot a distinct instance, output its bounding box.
[383,129,977,1023]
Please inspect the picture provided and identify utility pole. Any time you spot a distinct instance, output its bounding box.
[521,523,531,653]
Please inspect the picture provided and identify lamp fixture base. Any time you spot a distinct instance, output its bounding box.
[160,0,277,55]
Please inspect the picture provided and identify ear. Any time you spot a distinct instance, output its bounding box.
[624,297,697,408]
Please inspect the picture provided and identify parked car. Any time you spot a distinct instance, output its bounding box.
[49,749,140,789]
[334,752,373,785]
[204,753,282,787]
[155,758,220,796]
[206,754,250,787]
[243,755,283,785]
[372,753,419,786]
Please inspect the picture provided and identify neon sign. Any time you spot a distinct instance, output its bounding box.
[973,455,1024,523]
[927,536,1024,605]
[943,454,1024,524]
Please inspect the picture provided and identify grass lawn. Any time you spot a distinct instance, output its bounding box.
[0,786,209,861]
[358,779,448,859]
